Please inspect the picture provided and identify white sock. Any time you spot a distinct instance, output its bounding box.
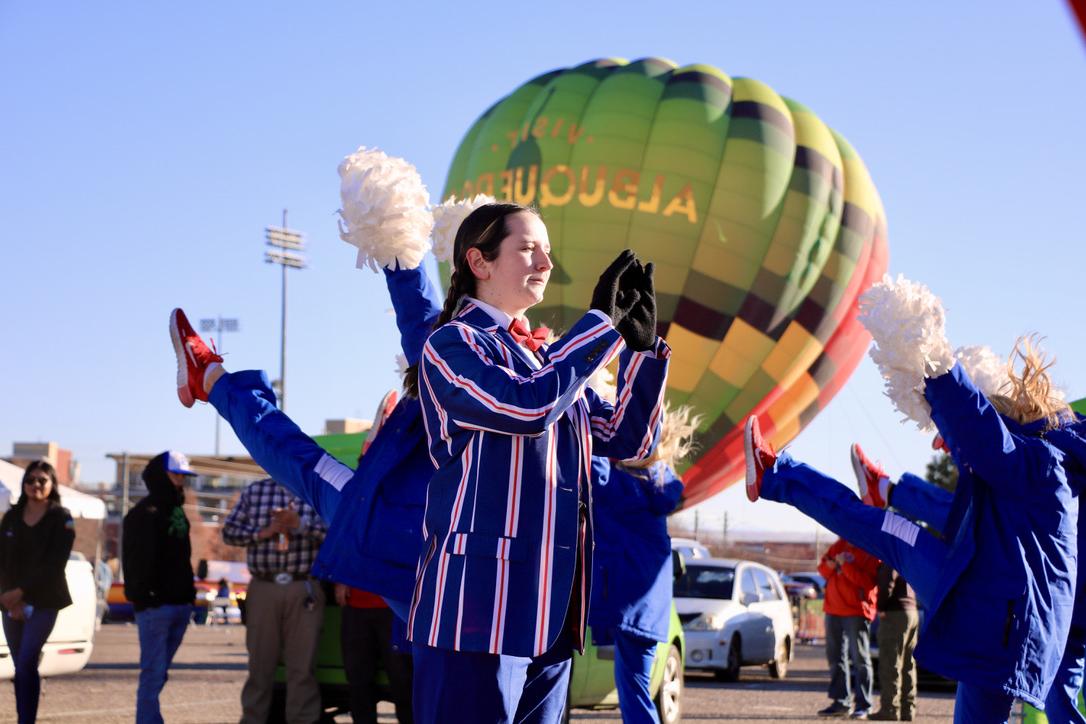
[203,362,224,393]
[879,477,891,507]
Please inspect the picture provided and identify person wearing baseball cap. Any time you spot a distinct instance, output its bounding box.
[122,450,197,724]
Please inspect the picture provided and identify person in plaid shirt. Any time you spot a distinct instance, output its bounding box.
[223,478,327,724]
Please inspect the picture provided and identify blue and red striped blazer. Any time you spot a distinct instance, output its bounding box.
[410,303,670,657]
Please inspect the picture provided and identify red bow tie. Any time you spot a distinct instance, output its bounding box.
[508,319,550,352]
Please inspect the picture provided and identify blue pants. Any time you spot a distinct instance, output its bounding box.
[2,608,58,724]
[890,472,953,535]
[1044,624,1086,723]
[135,604,191,724]
[209,370,412,618]
[761,455,946,609]
[209,369,344,523]
[825,614,873,711]
[954,682,1014,724]
[614,632,659,724]
[413,627,572,724]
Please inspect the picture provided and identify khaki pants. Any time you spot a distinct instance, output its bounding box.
[877,609,919,718]
[240,579,325,724]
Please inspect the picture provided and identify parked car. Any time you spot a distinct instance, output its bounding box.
[675,558,794,681]
[0,554,98,679]
[780,574,821,603]
[782,570,825,597]
[670,537,711,562]
[566,605,685,724]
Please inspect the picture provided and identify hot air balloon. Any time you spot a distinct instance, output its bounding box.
[441,58,889,507]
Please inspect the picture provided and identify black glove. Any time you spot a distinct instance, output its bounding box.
[590,250,637,325]
[617,261,657,352]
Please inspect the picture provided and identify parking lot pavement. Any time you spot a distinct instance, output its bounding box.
[0,625,956,722]
[572,644,955,723]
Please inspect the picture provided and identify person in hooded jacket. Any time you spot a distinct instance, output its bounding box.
[122,450,198,724]
[589,404,696,724]
[0,460,75,724]
[745,338,1084,724]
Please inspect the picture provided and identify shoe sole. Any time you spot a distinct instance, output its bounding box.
[744,416,759,502]
[169,309,195,408]
[850,444,869,500]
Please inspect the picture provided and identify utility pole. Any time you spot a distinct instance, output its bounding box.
[264,210,306,412]
[199,317,239,454]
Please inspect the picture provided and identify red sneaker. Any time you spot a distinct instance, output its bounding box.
[169,308,223,408]
[744,415,776,502]
[850,443,888,508]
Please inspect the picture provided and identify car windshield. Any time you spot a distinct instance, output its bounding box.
[674,565,735,600]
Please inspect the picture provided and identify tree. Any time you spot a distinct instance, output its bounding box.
[925,452,958,493]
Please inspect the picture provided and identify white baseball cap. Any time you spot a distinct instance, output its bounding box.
[165,450,197,476]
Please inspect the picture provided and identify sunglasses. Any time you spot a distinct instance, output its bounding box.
[25,477,51,487]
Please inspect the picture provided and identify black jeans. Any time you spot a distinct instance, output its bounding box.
[340,606,413,723]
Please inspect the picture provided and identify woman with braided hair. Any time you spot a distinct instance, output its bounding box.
[408,202,670,723]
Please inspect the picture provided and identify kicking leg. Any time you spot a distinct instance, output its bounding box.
[890,472,953,536]
[761,455,946,608]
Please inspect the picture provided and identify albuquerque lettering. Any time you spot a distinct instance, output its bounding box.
[453,165,698,224]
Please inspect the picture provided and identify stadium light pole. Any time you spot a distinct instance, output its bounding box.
[199,316,239,455]
[264,210,306,413]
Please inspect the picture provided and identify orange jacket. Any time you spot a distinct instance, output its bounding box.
[818,539,879,620]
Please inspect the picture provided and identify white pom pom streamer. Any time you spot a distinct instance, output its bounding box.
[953,346,1008,399]
[858,274,956,430]
[394,353,408,381]
[587,366,617,404]
[431,194,496,263]
[337,147,433,271]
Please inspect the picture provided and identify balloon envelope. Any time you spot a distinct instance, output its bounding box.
[442,58,888,507]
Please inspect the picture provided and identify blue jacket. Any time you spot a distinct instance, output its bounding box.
[310,266,440,608]
[412,304,670,657]
[916,364,1084,707]
[589,458,683,645]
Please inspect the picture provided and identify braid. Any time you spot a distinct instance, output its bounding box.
[403,270,474,399]
[401,201,532,399]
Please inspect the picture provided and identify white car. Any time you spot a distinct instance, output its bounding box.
[0,555,98,679]
[675,558,794,681]
[670,537,711,562]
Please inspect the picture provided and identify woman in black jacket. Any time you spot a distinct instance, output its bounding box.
[0,460,75,724]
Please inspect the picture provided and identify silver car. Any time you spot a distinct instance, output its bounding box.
[675,558,794,681]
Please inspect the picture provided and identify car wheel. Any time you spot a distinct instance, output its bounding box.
[655,643,683,724]
[715,635,741,682]
[768,636,790,679]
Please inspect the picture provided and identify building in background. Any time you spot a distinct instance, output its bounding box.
[5,441,79,484]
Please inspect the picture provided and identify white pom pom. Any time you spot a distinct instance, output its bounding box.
[859,274,956,430]
[394,353,408,381]
[431,194,496,263]
[337,147,433,271]
[954,346,1008,399]
[587,366,617,404]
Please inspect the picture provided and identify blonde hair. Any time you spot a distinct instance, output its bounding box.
[988,335,1072,430]
[620,402,701,474]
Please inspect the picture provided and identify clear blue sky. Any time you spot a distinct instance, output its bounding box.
[3,2,1084,535]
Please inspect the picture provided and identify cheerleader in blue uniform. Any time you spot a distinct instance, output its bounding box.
[407,202,670,723]
[745,318,1085,723]
[169,259,439,620]
[589,403,697,724]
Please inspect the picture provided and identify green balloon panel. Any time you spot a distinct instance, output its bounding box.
[441,58,889,507]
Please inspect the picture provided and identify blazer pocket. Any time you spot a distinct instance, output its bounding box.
[444,533,527,562]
